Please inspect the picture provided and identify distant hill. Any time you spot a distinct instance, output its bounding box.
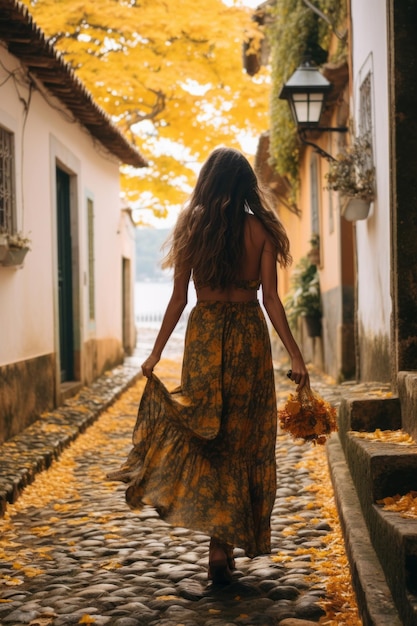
[135,227,172,281]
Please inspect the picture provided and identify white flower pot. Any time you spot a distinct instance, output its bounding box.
[1,246,29,267]
[341,197,371,221]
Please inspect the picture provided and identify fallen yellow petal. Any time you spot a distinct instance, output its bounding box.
[78,616,96,625]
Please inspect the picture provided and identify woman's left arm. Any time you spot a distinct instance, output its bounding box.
[260,237,310,391]
[141,267,191,377]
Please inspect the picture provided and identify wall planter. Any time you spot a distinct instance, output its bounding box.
[341,196,371,221]
[0,231,31,267]
[304,314,322,338]
[1,246,29,267]
[325,132,375,221]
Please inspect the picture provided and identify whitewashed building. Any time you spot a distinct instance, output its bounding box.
[348,0,392,381]
[348,0,417,386]
[0,0,146,443]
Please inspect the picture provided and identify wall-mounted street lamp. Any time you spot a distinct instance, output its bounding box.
[279,58,347,161]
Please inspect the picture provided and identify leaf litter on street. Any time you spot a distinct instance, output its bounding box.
[0,358,361,624]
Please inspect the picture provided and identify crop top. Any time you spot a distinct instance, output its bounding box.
[194,277,261,291]
[233,279,261,291]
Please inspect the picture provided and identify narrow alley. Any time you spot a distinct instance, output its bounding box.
[0,352,365,626]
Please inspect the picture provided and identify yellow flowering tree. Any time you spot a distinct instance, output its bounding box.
[22,0,269,219]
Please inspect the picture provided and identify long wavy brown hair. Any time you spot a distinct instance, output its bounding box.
[163,147,291,289]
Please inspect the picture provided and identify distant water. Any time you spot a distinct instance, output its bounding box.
[134,280,197,362]
[135,280,197,327]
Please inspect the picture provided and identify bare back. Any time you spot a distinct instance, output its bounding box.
[195,214,267,302]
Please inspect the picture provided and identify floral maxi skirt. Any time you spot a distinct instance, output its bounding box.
[109,301,278,557]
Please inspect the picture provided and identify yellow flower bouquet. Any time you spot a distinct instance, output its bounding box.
[278,387,337,445]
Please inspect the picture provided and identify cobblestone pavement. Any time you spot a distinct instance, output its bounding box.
[0,328,382,626]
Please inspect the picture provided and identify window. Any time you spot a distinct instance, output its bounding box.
[87,198,95,321]
[0,126,16,232]
[359,72,374,169]
[359,72,372,137]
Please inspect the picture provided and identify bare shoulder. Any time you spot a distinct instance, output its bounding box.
[245,213,267,242]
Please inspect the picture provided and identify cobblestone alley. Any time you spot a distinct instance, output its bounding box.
[0,348,363,626]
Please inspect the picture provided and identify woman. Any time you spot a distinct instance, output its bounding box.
[109,147,309,584]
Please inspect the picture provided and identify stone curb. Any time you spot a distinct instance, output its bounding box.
[0,363,141,518]
[327,434,402,626]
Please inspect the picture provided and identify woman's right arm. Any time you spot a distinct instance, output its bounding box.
[141,266,191,378]
[260,236,310,390]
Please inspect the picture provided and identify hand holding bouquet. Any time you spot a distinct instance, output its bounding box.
[278,382,337,445]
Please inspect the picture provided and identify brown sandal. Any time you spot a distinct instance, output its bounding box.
[225,544,236,571]
[208,537,234,584]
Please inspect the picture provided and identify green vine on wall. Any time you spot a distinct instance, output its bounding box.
[267,0,347,194]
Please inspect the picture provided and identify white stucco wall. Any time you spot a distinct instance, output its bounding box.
[0,46,132,372]
[350,0,391,339]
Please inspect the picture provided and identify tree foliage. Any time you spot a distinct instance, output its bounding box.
[23,0,269,220]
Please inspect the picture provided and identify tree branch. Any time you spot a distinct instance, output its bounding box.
[122,88,167,140]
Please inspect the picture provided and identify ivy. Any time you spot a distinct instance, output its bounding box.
[267,0,347,193]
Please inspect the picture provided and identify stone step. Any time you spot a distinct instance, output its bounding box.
[337,414,417,625]
[344,433,417,504]
[338,395,402,447]
[370,503,417,626]
[327,435,402,626]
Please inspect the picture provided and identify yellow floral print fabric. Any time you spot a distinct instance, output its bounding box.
[111,301,277,558]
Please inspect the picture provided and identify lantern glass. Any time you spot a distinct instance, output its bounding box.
[292,92,324,125]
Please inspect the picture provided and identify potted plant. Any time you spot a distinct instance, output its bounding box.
[284,256,322,337]
[0,231,31,267]
[325,133,375,221]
